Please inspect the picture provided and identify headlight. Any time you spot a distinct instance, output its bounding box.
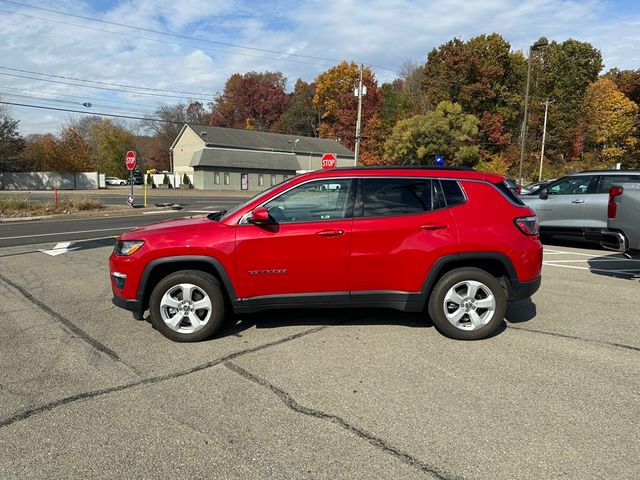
[114,240,145,256]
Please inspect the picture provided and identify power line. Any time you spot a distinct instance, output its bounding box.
[0,83,160,109]
[0,1,398,74]
[0,100,180,123]
[0,66,212,97]
[0,92,155,115]
[0,71,212,101]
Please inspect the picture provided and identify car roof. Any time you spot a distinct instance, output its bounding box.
[300,166,505,183]
[569,170,640,176]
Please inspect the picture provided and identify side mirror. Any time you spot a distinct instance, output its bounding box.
[248,206,272,225]
[539,188,549,200]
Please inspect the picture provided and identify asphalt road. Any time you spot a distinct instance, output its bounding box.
[0,194,249,248]
[0,186,251,208]
[0,233,638,479]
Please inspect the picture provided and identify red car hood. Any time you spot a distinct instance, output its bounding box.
[120,215,216,239]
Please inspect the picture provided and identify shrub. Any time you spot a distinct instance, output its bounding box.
[182,173,191,185]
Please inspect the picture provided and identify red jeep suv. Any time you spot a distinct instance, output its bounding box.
[110,167,542,341]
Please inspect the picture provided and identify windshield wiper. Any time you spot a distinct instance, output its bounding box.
[207,210,227,221]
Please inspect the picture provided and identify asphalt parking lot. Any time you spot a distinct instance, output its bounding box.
[0,237,639,479]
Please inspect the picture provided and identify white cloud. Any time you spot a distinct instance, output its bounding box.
[0,0,639,134]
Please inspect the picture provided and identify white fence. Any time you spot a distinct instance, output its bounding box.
[0,172,101,190]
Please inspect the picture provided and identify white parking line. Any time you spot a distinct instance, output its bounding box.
[544,258,639,263]
[543,262,640,275]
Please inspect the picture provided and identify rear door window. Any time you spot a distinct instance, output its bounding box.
[547,176,596,195]
[360,178,432,217]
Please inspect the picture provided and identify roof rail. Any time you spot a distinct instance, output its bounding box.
[331,166,476,171]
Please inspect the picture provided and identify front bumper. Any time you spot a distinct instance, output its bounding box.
[510,276,541,302]
[112,292,145,320]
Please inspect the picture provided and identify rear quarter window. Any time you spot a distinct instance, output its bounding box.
[493,181,525,206]
[439,180,466,207]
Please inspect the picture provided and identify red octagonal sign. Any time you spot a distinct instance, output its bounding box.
[125,150,136,171]
[321,153,336,169]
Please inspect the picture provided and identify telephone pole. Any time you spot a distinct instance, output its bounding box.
[354,64,364,166]
[538,98,555,181]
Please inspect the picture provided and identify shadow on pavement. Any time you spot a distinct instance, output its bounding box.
[587,254,640,280]
[505,298,537,324]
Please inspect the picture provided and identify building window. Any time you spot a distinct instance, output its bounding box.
[258,174,264,186]
[214,172,220,185]
[224,172,230,185]
[271,174,277,186]
[283,175,288,181]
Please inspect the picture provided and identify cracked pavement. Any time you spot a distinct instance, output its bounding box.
[0,239,639,479]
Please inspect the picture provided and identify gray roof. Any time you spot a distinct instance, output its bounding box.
[184,124,354,158]
[190,148,300,171]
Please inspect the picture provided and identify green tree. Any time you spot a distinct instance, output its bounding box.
[535,39,604,159]
[421,34,526,158]
[0,104,25,172]
[582,78,638,165]
[90,119,136,177]
[273,79,319,136]
[384,101,480,166]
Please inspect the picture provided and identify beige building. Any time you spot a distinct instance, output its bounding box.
[170,124,355,191]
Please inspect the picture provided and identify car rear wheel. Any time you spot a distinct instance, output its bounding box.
[149,270,225,342]
[428,267,506,340]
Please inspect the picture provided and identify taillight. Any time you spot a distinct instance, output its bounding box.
[608,186,624,219]
[514,216,539,236]
[515,183,521,194]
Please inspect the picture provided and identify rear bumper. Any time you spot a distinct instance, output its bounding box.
[600,229,628,254]
[112,292,144,320]
[510,276,541,302]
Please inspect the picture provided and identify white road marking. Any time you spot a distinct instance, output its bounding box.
[543,258,639,263]
[1,226,139,240]
[142,211,176,215]
[543,262,640,275]
[38,241,80,256]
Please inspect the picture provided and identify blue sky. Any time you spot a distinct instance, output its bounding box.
[1,0,639,134]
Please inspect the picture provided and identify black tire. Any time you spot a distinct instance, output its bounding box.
[427,267,507,340]
[149,270,226,342]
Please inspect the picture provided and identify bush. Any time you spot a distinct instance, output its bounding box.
[182,173,191,185]
[163,173,169,185]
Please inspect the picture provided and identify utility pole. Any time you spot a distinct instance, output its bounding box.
[518,40,547,185]
[538,98,555,181]
[354,64,364,166]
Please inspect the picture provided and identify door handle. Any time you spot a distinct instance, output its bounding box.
[316,229,345,237]
[420,224,448,230]
[571,199,585,204]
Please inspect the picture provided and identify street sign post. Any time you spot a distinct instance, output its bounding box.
[125,151,136,203]
[321,153,337,169]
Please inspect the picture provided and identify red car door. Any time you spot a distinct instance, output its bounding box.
[235,178,354,302]
[349,177,460,297]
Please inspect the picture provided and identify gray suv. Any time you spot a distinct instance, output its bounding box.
[521,170,640,240]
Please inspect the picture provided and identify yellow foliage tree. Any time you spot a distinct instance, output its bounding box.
[582,78,638,164]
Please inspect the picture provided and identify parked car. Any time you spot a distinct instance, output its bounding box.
[110,167,542,342]
[520,170,640,241]
[601,182,640,258]
[106,177,129,186]
[131,170,145,185]
[520,179,556,195]
[503,178,521,195]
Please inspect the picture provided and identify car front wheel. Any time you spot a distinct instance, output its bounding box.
[149,270,226,342]
[428,267,506,340]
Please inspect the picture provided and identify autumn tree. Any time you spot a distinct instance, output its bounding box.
[313,62,382,162]
[0,103,25,172]
[604,68,640,105]
[210,71,289,131]
[421,34,526,158]
[274,79,319,137]
[48,127,92,172]
[19,134,56,171]
[384,101,480,166]
[535,38,603,159]
[581,78,638,165]
[140,103,196,170]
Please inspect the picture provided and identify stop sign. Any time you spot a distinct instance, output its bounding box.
[321,153,336,169]
[125,151,136,171]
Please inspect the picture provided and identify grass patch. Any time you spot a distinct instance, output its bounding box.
[0,196,104,218]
